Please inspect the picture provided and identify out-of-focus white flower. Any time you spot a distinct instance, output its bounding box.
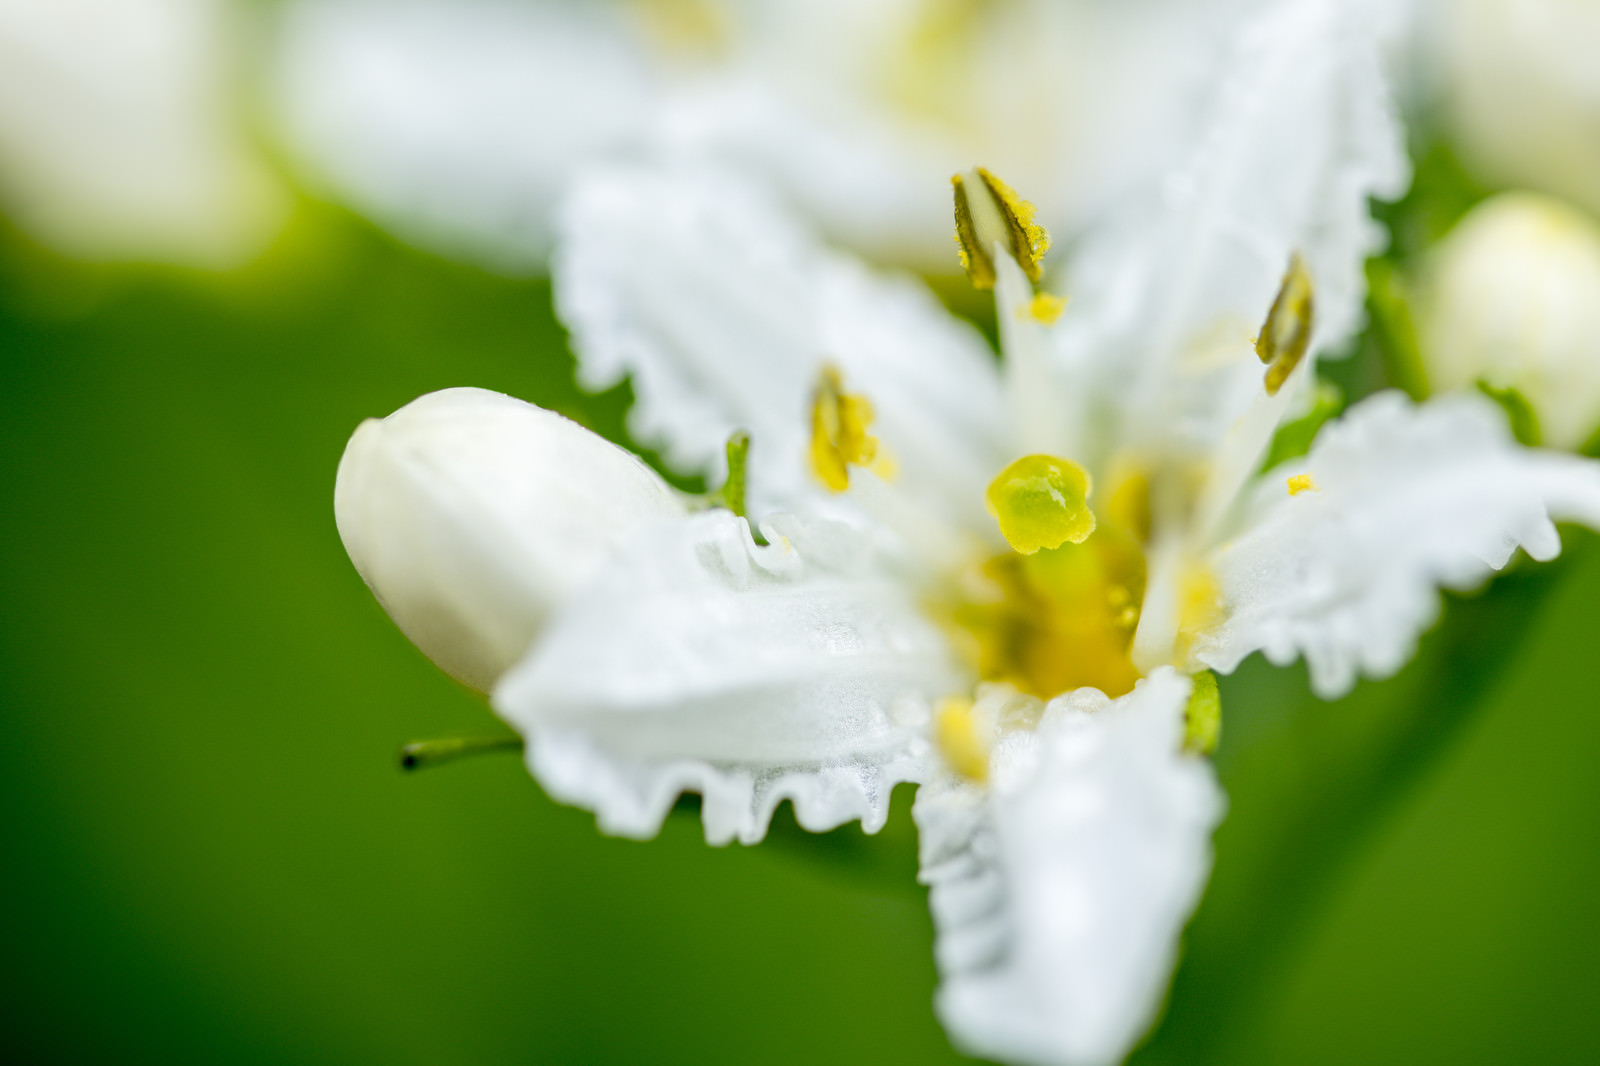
[1435,0,1600,219]
[334,387,685,692]
[337,2,1600,1061]
[0,0,287,267]
[1417,191,1600,451]
[269,0,1233,272]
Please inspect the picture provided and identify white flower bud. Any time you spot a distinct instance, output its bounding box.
[1440,0,1600,220]
[1418,192,1600,451]
[334,387,686,692]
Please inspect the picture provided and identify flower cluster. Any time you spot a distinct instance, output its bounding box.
[333,1,1600,1063]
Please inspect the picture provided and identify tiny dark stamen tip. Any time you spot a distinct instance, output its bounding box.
[396,734,524,773]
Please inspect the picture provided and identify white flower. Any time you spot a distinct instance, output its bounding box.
[268,0,1233,271]
[0,0,286,266]
[1416,191,1600,451]
[335,1,1600,1062]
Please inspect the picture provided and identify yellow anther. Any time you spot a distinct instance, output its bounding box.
[1183,671,1222,755]
[1287,473,1317,496]
[935,696,990,783]
[952,174,994,290]
[985,454,1096,555]
[809,365,881,492]
[952,167,1051,290]
[1255,252,1315,396]
[1027,292,1067,324]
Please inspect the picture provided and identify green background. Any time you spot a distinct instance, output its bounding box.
[4,181,1599,1065]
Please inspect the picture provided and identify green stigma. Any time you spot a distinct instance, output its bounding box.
[985,454,1096,555]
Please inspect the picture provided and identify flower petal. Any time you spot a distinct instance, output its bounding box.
[1055,0,1409,460]
[271,0,652,269]
[554,164,1007,522]
[916,670,1224,1066]
[1199,391,1600,698]
[493,510,965,845]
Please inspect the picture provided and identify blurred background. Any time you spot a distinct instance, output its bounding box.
[5,1,1600,1064]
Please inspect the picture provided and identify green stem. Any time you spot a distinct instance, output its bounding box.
[1365,259,1429,401]
[398,733,525,771]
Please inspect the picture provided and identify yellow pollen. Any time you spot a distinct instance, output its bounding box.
[935,697,990,782]
[985,454,1096,555]
[1255,252,1315,396]
[1287,473,1318,496]
[1027,293,1067,324]
[808,365,883,492]
[952,167,1051,289]
[951,174,995,290]
[934,526,1147,702]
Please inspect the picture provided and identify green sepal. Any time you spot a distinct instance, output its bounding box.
[1475,380,1543,448]
[1581,421,1600,460]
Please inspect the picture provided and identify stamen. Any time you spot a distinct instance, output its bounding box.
[704,430,768,545]
[809,365,883,492]
[1255,252,1315,396]
[934,696,990,782]
[706,430,752,515]
[952,174,995,290]
[1183,671,1221,755]
[1287,473,1317,496]
[985,454,1096,555]
[952,167,1050,289]
[399,733,525,771]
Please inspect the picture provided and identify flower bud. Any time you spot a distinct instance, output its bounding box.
[1440,0,1600,220]
[1417,192,1600,451]
[334,387,685,692]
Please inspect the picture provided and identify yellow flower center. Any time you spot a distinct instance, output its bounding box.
[935,519,1148,702]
